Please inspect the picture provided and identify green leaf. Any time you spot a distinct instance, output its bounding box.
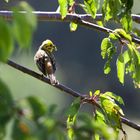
[0,18,14,62]
[104,61,111,74]
[114,29,132,42]
[68,0,75,6]
[121,13,132,31]
[109,33,118,40]
[123,50,131,64]
[102,0,122,21]
[104,92,124,105]
[70,22,78,32]
[102,0,112,21]
[0,80,14,117]
[66,97,81,117]
[96,21,103,27]
[84,0,100,18]
[66,97,81,140]
[12,1,37,48]
[100,94,123,129]
[116,53,125,84]
[79,4,89,13]
[94,110,118,140]
[58,0,68,19]
[101,37,116,75]
[4,0,9,2]
[126,43,140,84]
[94,90,100,96]
[0,80,14,137]
[27,96,47,120]
[101,38,112,59]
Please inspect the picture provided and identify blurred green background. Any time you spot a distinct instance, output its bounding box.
[0,0,140,139]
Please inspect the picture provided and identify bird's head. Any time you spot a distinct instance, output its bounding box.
[40,39,57,53]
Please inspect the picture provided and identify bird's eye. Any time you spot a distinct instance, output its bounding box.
[50,44,52,47]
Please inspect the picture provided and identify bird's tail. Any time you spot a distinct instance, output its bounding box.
[48,74,57,85]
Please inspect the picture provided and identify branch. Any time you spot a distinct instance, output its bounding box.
[1,11,140,23]
[7,59,85,99]
[7,59,140,131]
[121,117,140,131]
[0,11,140,44]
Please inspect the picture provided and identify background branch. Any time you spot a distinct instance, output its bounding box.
[0,11,140,44]
[0,11,140,23]
[7,59,140,131]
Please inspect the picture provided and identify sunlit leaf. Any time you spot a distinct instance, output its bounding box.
[114,29,132,42]
[68,0,75,6]
[121,13,132,31]
[126,43,140,84]
[101,38,112,59]
[58,0,68,19]
[104,61,111,74]
[109,33,118,40]
[123,50,131,64]
[96,21,103,27]
[94,90,100,96]
[89,91,93,97]
[84,0,100,18]
[100,93,123,129]
[102,0,122,21]
[102,0,112,21]
[104,92,124,105]
[116,53,125,84]
[70,22,78,32]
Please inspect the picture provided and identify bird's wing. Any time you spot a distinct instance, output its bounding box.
[34,50,48,75]
[47,52,56,72]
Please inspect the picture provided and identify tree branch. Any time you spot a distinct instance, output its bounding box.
[7,59,140,131]
[0,11,140,44]
[7,59,85,99]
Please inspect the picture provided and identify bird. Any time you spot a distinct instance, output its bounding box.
[34,39,58,85]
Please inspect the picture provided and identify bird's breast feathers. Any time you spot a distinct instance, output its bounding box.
[34,49,47,61]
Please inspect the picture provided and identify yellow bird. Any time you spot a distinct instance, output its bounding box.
[34,39,58,85]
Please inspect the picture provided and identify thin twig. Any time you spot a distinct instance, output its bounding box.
[7,59,140,131]
[0,11,140,44]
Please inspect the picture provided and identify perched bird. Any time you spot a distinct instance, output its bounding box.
[34,39,58,85]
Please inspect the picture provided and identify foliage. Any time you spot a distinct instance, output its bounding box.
[0,0,140,140]
[0,1,37,62]
[66,92,125,140]
[101,29,140,86]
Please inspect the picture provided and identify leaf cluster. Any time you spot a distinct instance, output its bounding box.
[101,29,140,86]
[66,91,125,140]
[0,1,37,62]
[58,0,133,31]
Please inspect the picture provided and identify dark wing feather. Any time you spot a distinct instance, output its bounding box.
[47,52,56,73]
[36,57,46,75]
